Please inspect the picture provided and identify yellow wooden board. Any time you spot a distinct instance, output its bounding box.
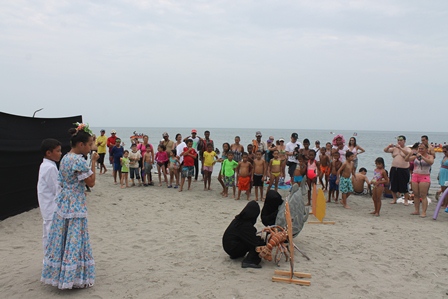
[311,184,317,216]
[314,189,326,222]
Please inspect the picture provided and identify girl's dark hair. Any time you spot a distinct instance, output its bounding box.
[350,137,357,146]
[68,128,91,148]
[222,142,231,154]
[175,133,181,140]
[375,157,385,166]
[171,149,177,156]
[159,144,166,151]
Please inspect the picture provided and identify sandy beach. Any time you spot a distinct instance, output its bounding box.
[1,170,447,299]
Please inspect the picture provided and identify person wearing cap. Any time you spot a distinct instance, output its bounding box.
[313,140,321,162]
[107,130,119,165]
[252,131,266,158]
[162,132,174,156]
[285,133,303,182]
[384,135,411,204]
[96,129,108,174]
[184,129,201,181]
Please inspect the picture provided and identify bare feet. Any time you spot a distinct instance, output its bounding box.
[222,193,228,198]
[305,203,310,206]
[390,200,397,204]
[120,185,125,189]
[235,197,240,200]
[255,198,259,201]
[326,200,331,203]
[410,212,419,215]
[343,205,351,209]
[420,213,426,218]
[373,213,379,217]
[369,211,376,214]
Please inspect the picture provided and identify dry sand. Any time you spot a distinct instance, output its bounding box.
[1,171,448,299]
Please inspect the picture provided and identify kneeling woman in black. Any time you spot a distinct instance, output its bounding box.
[222,201,265,268]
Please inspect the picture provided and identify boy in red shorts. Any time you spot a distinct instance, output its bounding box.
[236,152,253,200]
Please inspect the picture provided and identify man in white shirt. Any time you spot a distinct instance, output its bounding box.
[285,133,303,182]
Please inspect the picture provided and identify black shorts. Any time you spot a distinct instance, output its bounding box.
[253,174,263,187]
[288,162,297,178]
[98,153,105,164]
[389,167,410,193]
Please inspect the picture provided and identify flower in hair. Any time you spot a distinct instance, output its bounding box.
[73,122,93,135]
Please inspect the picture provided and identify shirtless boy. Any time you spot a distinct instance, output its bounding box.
[293,153,307,187]
[328,152,342,203]
[266,150,285,194]
[336,151,357,209]
[318,147,331,191]
[353,167,371,195]
[236,152,253,200]
[143,146,154,186]
[252,150,266,201]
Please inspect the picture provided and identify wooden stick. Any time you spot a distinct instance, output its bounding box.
[274,270,312,278]
[272,276,311,285]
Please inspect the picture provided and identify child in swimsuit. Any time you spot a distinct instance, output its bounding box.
[155,144,169,187]
[293,154,307,187]
[370,157,389,216]
[306,149,319,206]
[168,149,179,188]
[266,150,284,193]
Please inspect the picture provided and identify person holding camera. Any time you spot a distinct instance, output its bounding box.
[285,133,303,183]
[405,143,434,217]
[383,135,411,204]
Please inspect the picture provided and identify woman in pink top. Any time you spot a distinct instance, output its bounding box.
[405,143,434,217]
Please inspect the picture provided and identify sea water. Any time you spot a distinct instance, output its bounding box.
[91,127,448,194]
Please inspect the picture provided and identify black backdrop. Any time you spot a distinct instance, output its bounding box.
[0,112,82,220]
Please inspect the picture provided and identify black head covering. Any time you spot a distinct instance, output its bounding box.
[261,190,283,226]
[235,200,260,225]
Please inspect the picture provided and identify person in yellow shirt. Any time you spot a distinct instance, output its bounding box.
[203,143,217,191]
[96,129,108,174]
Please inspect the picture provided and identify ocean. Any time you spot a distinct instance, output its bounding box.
[91,127,448,193]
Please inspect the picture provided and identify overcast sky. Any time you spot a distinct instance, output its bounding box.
[1,1,447,132]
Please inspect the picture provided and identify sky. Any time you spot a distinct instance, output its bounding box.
[1,0,447,132]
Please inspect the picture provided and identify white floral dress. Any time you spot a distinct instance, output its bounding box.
[41,153,95,289]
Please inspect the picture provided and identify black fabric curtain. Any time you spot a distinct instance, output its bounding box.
[0,112,82,220]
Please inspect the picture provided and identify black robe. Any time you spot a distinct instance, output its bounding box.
[260,190,283,226]
[222,201,264,264]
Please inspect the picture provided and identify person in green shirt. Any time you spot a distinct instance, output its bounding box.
[221,151,238,198]
[120,150,130,188]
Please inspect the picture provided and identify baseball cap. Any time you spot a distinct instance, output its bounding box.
[291,133,298,139]
[256,131,262,137]
[191,129,197,134]
[267,139,273,143]
[279,138,285,141]
[111,129,117,134]
[100,129,105,132]
[162,132,169,137]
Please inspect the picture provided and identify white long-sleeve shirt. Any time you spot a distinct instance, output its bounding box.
[37,158,59,220]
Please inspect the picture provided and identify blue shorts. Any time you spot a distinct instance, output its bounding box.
[181,166,194,178]
[294,175,303,183]
[339,176,354,194]
[114,162,121,171]
[329,174,338,191]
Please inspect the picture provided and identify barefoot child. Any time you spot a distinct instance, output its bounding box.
[203,144,218,190]
[253,150,266,201]
[329,151,342,203]
[168,149,179,188]
[143,145,154,186]
[155,144,169,187]
[370,157,389,216]
[266,150,285,194]
[306,149,320,205]
[217,143,231,195]
[336,151,356,208]
[111,138,124,184]
[179,139,197,192]
[319,147,330,191]
[120,150,130,188]
[221,151,238,198]
[236,152,253,200]
[293,154,307,187]
[37,138,62,252]
[129,144,142,186]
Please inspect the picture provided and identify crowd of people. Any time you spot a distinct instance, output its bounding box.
[36,124,448,288]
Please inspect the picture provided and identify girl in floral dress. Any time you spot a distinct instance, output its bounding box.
[41,123,98,289]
